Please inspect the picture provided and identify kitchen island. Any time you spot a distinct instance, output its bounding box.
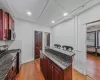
[40,47,75,80]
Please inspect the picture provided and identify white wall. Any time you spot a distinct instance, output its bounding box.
[4,19,52,64]
[15,19,52,64]
[52,17,87,75]
[52,3,100,75]
[77,4,100,74]
[0,41,5,46]
[52,19,75,47]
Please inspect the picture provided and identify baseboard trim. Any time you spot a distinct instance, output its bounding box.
[74,66,86,75]
[21,58,34,64]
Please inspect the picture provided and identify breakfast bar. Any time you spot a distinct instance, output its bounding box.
[40,47,75,80]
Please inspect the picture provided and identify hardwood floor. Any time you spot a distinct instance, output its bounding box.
[16,59,92,80]
[16,60,44,80]
[87,53,100,80]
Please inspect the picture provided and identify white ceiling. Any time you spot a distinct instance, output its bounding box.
[37,0,65,25]
[0,0,100,26]
[0,0,4,6]
[0,0,9,12]
[54,0,89,12]
[6,0,48,23]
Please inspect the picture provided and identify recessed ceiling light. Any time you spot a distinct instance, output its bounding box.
[27,11,32,16]
[52,21,55,23]
[63,13,68,16]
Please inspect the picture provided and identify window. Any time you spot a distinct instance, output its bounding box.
[97,31,100,47]
[87,32,96,47]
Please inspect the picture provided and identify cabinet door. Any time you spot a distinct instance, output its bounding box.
[40,56,47,78]
[52,67,60,80]
[8,15,15,40]
[3,12,8,40]
[8,15,14,30]
[12,58,17,75]
[6,68,13,80]
[43,56,48,80]
[52,64,63,80]
[9,15,11,29]
[47,59,52,80]
[40,55,44,74]
[0,9,3,40]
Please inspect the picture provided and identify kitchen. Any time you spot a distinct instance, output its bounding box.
[0,0,100,80]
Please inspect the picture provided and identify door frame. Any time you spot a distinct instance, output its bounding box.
[85,21,100,78]
[44,32,51,47]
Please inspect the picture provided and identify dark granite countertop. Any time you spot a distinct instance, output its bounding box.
[46,47,75,56]
[0,49,20,80]
[41,48,73,70]
[42,52,71,70]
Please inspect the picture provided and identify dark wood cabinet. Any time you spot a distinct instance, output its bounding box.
[3,12,9,40]
[5,53,19,80]
[0,9,3,40]
[40,57,44,72]
[7,14,15,40]
[6,12,15,40]
[0,9,15,40]
[43,56,48,80]
[5,58,17,80]
[47,59,52,80]
[52,67,60,80]
[0,9,9,40]
[40,55,48,79]
[40,55,72,80]
[52,64,63,80]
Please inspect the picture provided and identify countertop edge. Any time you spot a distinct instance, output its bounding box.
[45,47,75,57]
[0,49,20,80]
[42,52,71,70]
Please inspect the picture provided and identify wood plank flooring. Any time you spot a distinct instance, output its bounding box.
[16,59,93,80]
[87,53,100,80]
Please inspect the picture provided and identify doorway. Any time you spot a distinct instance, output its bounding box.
[86,22,100,80]
[34,31,42,59]
[44,32,50,47]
